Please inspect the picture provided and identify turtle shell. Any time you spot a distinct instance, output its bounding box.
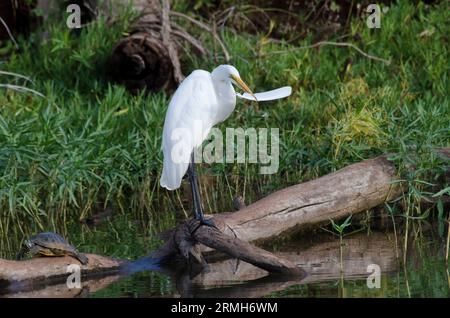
[23,232,88,265]
[28,232,78,254]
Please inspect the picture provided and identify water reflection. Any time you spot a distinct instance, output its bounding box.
[1,231,411,298]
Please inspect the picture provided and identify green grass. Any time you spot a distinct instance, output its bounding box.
[0,0,448,256]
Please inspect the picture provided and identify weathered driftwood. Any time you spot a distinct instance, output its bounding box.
[1,150,448,289]
[0,254,125,291]
[170,219,305,276]
[217,155,402,243]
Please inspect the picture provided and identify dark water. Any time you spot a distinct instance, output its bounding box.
[87,232,449,298]
[1,216,449,298]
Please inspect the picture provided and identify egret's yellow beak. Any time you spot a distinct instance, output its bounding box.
[231,74,257,102]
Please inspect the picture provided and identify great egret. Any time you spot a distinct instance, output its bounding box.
[160,65,291,226]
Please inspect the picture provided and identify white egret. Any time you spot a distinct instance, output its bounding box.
[160,65,291,226]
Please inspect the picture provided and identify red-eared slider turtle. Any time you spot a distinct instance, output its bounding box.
[17,232,88,265]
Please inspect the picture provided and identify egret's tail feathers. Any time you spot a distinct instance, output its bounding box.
[160,158,189,191]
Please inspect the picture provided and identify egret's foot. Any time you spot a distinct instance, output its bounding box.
[191,215,219,234]
[199,217,218,230]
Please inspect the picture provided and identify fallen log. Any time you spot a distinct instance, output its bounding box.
[174,219,305,276]
[0,254,125,292]
[146,218,305,278]
[1,150,448,289]
[217,154,402,242]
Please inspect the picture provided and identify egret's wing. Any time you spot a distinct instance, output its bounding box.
[160,70,215,190]
[236,86,292,101]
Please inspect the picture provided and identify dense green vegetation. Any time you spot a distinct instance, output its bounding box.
[0,0,448,260]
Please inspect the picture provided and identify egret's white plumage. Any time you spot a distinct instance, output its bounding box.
[160,65,291,190]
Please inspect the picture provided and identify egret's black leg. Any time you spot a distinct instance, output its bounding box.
[187,153,217,229]
[187,154,202,220]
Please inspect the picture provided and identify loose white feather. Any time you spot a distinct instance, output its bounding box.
[236,86,292,101]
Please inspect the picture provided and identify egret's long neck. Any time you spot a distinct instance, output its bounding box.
[210,71,234,99]
[214,80,234,99]
[210,75,237,123]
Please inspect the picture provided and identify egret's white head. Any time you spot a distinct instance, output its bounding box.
[212,65,257,101]
[211,65,239,81]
